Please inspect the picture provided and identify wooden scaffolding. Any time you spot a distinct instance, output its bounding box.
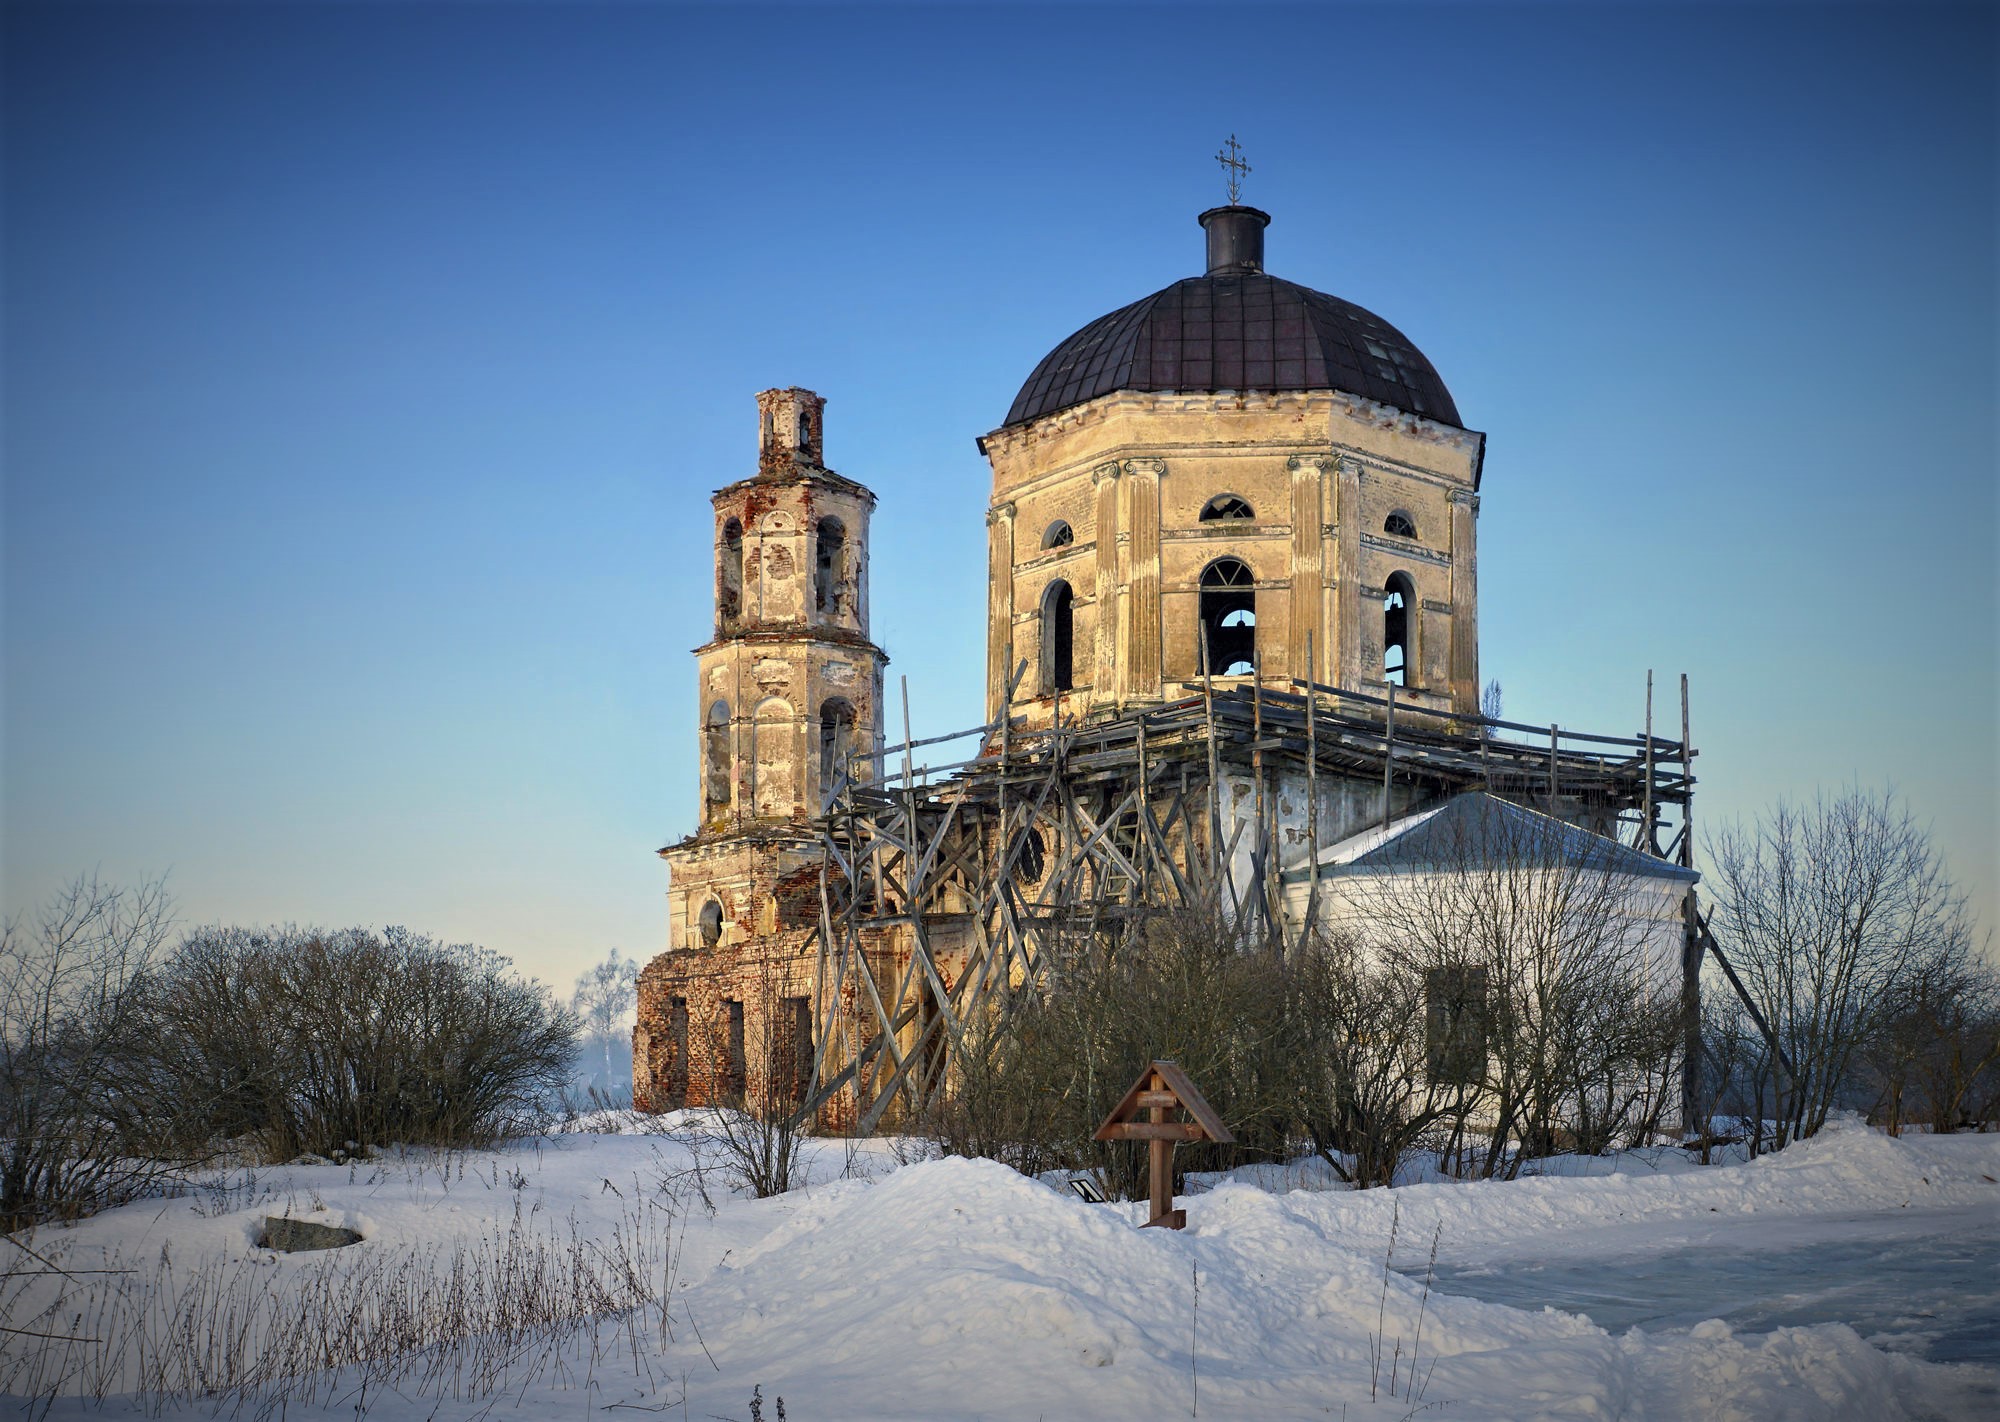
[793,670,1700,1133]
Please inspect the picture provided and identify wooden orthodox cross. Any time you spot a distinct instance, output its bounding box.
[1093,1060,1235,1229]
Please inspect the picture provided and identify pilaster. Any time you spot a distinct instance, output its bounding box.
[1449,487,1480,716]
[987,501,1016,719]
[1287,455,1329,685]
[1121,459,1164,700]
[1092,462,1122,699]
[1334,455,1363,691]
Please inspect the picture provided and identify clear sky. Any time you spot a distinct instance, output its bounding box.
[5,2,1994,991]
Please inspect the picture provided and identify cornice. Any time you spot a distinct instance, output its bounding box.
[1360,531,1453,568]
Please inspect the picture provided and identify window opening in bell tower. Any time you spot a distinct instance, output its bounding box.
[719,519,744,633]
[1384,572,1415,686]
[1041,580,1074,692]
[815,517,846,616]
[1200,558,1256,676]
[818,697,856,795]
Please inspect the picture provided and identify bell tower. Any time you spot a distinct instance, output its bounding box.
[696,388,886,830]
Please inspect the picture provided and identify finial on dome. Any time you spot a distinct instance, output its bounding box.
[1198,204,1270,277]
[1214,134,1251,205]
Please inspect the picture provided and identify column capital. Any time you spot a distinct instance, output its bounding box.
[1286,453,1334,476]
[1449,487,1479,512]
[987,500,1016,527]
[1335,454,1363,478]
[1122,457,1166,479]
[1091,460,1123,487]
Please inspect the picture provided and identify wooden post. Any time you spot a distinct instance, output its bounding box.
[1251,651,1266,943]
[1381,680,1396,830]
[1148,1066,1172,1225]
[1642,670,1655,853]
[1137,714,1151,902]
[1200,633,1224,903]
[1679,673,1700,1145]
[1304,632,1320,937]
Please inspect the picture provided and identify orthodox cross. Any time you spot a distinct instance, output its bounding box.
[1094,1059,1235,1230]
[1214,134,1251,205]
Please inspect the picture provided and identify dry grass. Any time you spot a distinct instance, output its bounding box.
[0,1186,695,1418]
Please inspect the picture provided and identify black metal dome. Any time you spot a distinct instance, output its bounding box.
[1004,206,1461,430]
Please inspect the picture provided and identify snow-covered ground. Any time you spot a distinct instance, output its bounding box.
[3,1118,1995,1421]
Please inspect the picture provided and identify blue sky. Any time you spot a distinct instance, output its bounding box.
[5,2,1994,988]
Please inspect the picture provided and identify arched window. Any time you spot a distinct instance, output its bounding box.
[704,700,732,815]
[1200,558,1257,676]
[697,900,723,952]
[798,410,813,448]
[815,517,846,616]
[1384,511,1418,539]
[1383,572,1415,687]
[1042,520,1074,550]
[819,697,856,793]
[1041,580,1074,693]
[719,519,744,633]
[1199,494,1255,522]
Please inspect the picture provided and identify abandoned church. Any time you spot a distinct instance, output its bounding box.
[632,197,1704,1132]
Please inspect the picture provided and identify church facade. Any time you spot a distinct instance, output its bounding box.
[633,203,1695,1126]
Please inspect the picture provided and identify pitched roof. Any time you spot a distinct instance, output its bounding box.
[1283,791,1698,884]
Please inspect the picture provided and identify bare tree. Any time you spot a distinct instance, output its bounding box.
[1706,790,1971,1147]
[0,873,182,1231]
[1861,927,2000,1135]
[572,948,639,1079]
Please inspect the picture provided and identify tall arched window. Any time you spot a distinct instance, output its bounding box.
[1200,558,1257,676]
[704,700,732,817]
[819,697,856,795]
[697,900,723,952]
[1199,494,1255,522]
[815,517,846,617]
[1041,580,1074,693]
[719,519,744,633]
[1383,572,1416,686]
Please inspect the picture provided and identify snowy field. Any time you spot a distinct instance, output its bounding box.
[3,1119,1996,1421]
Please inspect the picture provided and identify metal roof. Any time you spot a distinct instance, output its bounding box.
[1003,271,1462,430]
[1289,792,1698,884]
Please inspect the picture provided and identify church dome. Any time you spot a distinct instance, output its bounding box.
[1004,206,1461,430]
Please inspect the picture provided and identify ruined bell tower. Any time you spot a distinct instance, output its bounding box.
[697,388,886,829]
[636,389,887,1114]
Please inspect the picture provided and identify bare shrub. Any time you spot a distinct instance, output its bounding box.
[137,925,578,1160]
[952,908,1303,1202]
[0,874,185,1232]
[1289,932,1452,1189]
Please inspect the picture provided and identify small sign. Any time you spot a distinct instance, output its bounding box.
[1093,1059,1235,1229]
